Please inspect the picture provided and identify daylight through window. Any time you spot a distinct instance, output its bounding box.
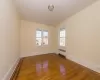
[36,30,48,46]
[60,29,65,46]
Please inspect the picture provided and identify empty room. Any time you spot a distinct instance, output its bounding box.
[1,0,100,80]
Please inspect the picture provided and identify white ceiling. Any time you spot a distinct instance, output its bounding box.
[15,0,98,26]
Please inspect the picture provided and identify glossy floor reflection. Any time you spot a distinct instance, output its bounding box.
[14,54,100,80]
[60,64,66,76]
[36,61,49,76]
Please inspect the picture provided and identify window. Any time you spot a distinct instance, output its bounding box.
[36,30,42,46]
[36,30,48,46]
[60,29,65,46]
[43,31,48,45]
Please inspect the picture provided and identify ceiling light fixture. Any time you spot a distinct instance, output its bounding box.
[48,4,54,11]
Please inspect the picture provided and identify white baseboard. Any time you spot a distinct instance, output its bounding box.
[66,54,100,73]
[21,51,56,57]
[2,58,20,80]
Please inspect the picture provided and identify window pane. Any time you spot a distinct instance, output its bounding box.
[43,31,48,37]
[36,38,42,46]
[43,31,48,45]
[43,37,48,45]
[60,29,65,37]
[36,30,42,37]
[60,38,65,46]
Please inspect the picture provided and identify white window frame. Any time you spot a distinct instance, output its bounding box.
[36,29,42,46]
[43,30,48,45]
[36,29,48,46]
[59,28,66,47]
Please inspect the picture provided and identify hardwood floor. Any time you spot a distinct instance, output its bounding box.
[11,53,100,80]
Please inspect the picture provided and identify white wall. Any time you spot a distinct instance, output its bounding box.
[57,0,100,72]
[20,20,57,57]
[0,0,20,80]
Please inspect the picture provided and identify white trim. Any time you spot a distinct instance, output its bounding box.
[66,54,100,73]
[20,51,56,57]
[2,58,20,80]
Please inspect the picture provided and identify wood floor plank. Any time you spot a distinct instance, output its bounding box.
[11,53,100,80]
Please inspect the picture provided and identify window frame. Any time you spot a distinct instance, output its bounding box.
[36,29,48,46]
[59,28,66,47]
[36,29,42,46]
[43,30,48,45]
